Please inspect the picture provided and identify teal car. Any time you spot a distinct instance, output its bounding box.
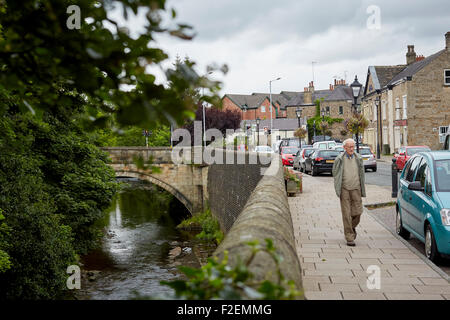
[396,151,450,263]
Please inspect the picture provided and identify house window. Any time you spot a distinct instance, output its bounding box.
[326,106,330,115]
[382,100,386,120]
[445,69,450,85]
[402,95,407,119]
[395,98,400,120]
[339,106,343,115]
[261,106,266,112]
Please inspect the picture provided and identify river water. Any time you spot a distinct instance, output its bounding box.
[75,181,206,300]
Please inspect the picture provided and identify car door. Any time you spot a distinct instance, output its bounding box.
[305,150,315,172]
[399,156,422,229]
[409,158,429,235]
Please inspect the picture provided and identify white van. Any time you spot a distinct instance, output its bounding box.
[312,141,337,150]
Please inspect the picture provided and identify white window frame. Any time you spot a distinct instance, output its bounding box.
[382,100,386,120]
[402,95,407,119]
[339,106,343,115]
[440,126,449,143]
[445,69,450,85]
[261,105,266,113]
[395,98,400,120]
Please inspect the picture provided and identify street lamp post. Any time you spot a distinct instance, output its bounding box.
[296,107,302,149]
[269,77,281,134]
[313,121,316,144]
[256,117,260,146]
[350,75,363,153]
[202,71,213,148]
[375,96,381,159]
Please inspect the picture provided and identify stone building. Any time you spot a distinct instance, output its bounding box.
[285,80,360,140]
[362,32,450,153]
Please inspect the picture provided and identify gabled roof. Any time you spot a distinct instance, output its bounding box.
[387,49,445,86]
[224,93,267,109]
[324,86,354,101]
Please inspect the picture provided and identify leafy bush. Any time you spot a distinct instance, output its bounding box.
[177,208,224,244]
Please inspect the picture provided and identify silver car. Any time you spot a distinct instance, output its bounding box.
[359,147,377,172]
[293,148,316,172]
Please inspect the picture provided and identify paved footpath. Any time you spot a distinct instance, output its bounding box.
[289,174,450,300]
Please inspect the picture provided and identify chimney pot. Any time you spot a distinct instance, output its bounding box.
[406,45,416,65]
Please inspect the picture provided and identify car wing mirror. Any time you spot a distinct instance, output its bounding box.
[399,152,405,156]
[408,181,424,192]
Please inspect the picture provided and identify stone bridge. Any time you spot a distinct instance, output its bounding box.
[102,147,208,215]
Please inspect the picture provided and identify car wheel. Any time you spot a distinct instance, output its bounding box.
[425,224,441,263]
[396,209,410,240]
[312,166,318,176]
[300,164,304,173]
[372,167,377,172]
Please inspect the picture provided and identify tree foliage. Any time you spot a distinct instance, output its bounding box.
[181,104,242,146]
[0,0,226,130]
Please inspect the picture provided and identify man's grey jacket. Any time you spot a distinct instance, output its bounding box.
[332,152,366,198]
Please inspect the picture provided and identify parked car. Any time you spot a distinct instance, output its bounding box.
[394,146,431,171]
[254,146,274,154]
[331,145,344,153]
[281,146,300,166]
[293,147,316,172]
[304,149,340,176]
[312,141,337,150]
[359,147,377,172]
[396,151,450,262]
[280,138,300,149]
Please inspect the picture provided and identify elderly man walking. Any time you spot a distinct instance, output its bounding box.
[332,138,366,246]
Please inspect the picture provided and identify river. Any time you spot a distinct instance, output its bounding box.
[74,180,210,300]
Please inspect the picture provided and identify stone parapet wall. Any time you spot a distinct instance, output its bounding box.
[213,157,303,295]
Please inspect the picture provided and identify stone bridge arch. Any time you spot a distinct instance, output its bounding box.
[102,147,207,216]
[114,169,194,214]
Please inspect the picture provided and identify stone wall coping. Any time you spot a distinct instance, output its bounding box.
[213,156,303,296]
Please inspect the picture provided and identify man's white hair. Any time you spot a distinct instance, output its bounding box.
[343,138,356,147]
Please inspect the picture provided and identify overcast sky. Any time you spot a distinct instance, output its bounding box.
[110,0,450,95]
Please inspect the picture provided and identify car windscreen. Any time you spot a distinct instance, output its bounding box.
[435,159,450,191]
[304,149,315,156]
[318,151,339,157]
[407,147,431,156]
[360,149,372,155]
[257,147,272,152]
[282,148,299,154]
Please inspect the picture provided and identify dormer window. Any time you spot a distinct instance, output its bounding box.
[445,69,450,85]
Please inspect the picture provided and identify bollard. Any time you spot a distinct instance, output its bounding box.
[391,158,398,198]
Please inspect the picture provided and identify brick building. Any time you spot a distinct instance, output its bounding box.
[222,92,295,121]
[362,32,450,153]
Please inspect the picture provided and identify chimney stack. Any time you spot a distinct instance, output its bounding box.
[446,32,450,52]
[406,45,416,65]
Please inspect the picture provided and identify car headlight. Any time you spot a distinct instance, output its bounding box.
[440,209,450,226]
